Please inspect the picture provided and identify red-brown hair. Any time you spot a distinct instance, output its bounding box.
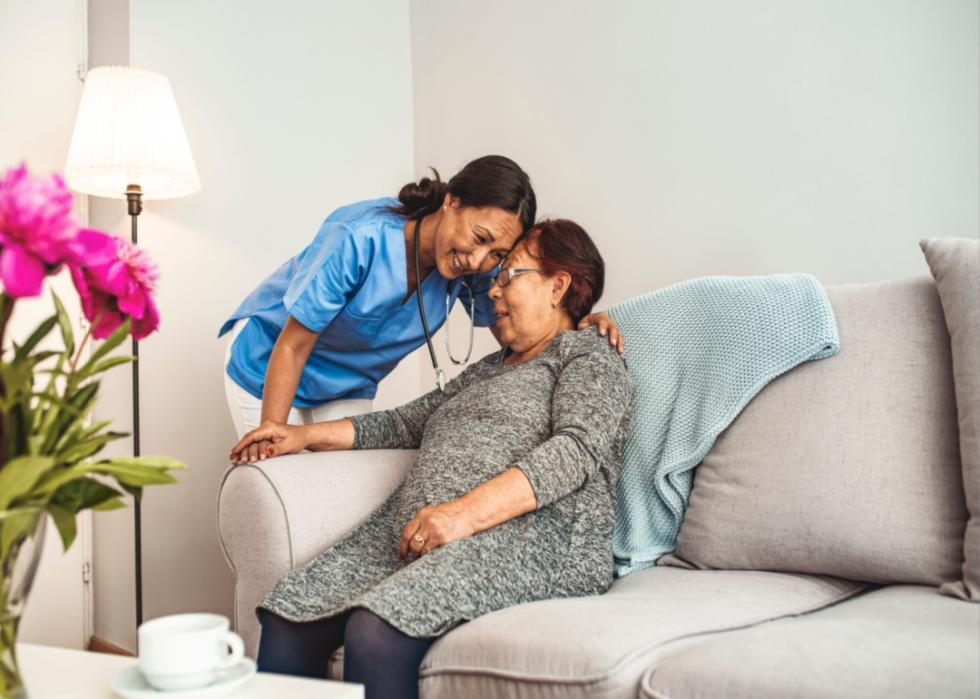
[520,219,604,325]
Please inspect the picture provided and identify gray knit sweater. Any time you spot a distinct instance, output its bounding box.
[259,328,636,638]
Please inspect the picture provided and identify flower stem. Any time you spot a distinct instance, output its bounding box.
[65,311,104,399]
[0,293,15,361]
[0,293,16,468]
[68,323,95,377]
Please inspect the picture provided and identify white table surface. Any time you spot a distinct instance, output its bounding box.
[18,644,364,699]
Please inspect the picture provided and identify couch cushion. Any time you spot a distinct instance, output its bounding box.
[639,585,980,699]
[661,277,967,586]
[417,566,865,699]
[921,237,980,602]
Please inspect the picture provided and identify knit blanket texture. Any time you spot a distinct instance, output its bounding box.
[608,273,839,576]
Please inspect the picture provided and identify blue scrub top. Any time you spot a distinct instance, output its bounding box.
[219,198,496,407]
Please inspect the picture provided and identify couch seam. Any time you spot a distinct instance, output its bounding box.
[636,583,878,699]
[419,582,871,686]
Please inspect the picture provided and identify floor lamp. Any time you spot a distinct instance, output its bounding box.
[64,66,200,630]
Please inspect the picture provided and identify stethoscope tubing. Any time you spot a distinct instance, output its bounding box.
[413,217,475,391]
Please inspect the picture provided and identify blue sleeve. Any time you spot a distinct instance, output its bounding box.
[463,271,497,328]
[283,221,371,333]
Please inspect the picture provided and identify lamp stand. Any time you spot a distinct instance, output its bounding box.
[126,184,143,629]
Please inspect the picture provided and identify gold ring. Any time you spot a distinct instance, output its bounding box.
[413,534,425,545]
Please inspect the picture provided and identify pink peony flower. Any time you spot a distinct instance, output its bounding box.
[70,230,160,341]
[0,163,79,297]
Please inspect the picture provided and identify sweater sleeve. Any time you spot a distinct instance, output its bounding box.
[349,356,495,449]
[513,340,635,509]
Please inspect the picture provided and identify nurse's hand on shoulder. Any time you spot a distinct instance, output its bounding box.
[229,421,307,465]
[578,311,625,357]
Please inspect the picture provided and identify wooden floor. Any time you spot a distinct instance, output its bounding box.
[87,636,135,657]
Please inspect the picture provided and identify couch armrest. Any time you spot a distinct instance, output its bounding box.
[217,449,414,656]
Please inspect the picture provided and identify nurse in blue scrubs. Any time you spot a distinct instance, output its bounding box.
[222,155,623,465]
[220,156,536,462]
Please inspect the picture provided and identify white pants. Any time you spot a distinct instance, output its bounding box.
[223,320,372,439]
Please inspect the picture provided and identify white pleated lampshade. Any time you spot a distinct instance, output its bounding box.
[65,66,201,200]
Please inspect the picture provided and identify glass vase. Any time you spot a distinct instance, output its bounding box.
[0,507,47,699]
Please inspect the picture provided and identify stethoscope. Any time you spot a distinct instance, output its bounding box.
[413,217,475,391]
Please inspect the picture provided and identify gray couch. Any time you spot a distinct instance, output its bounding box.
[217,268,980,698]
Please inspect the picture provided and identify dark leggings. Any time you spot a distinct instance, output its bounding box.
[256,608,435,699]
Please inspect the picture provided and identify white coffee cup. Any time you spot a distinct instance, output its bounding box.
[137,613,245,691]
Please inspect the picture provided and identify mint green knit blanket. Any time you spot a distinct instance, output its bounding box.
[608,274,839,576]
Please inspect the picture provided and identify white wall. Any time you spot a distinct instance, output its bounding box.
[0,0,91,649]
[81,0,417,651]
[410,0,980,379]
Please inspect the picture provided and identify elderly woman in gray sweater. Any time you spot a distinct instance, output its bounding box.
[229,219,635,699]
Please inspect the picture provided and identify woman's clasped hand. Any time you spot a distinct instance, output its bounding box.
[398,500,476,559]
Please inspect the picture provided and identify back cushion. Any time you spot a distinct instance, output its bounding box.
[920,238,980,602]
[660,277,967,585]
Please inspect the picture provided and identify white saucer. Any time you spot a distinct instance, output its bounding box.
[110,658,256,698]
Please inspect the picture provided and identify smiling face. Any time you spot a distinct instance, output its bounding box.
[433,194,523,278]
[488,240,573,356]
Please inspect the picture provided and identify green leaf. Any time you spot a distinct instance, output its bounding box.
[0,455,56,509]
[0,507,44,562]
[118,482,143,501]
[49,418,127,460]
[107,455,187,471]
[75,319,131,381]
[51,478,125,513]
[47,504,77,550]
[34,367,71,378]
[52,291,74,356]
[29,392,77,414]
[33,353,67,433]
[92,462,180,486]
[0,360,35,411]
[77,419,115,441]
[44,382,99,453]
[28,464,87,496]
[13,315,57,360]
[56,432,125,463]
[34,459,179,496]
[75,355,135,382]
[26,350,61,365]
[92,497,126,511]
[7,401,32,457]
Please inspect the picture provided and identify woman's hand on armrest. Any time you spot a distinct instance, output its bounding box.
[229,418,355,465]
[230,421,307,464]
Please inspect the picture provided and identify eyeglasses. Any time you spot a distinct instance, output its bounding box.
[489,268,543,288]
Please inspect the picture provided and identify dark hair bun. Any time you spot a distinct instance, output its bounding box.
[394,169,449,220]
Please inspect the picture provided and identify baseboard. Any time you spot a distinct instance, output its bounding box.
[87,635,135,656]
